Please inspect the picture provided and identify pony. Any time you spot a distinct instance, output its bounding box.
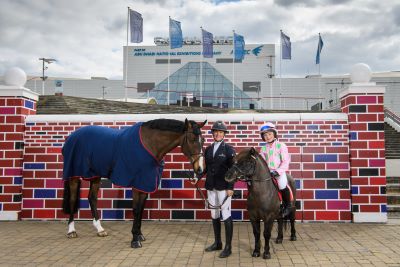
[225,147,296,259]
[62,118,206,248]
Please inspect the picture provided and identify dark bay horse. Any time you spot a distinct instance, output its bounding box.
[62,119,206,248]
[225,147,296,259]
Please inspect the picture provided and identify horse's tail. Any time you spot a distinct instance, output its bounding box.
[62,179,81,214]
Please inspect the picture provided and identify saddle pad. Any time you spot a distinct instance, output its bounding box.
[62,122,164,193]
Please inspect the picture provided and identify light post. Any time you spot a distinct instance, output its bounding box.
[249,84,261,109]
[39,58,57,95]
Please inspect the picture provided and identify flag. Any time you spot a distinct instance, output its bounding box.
[234,33,245,60]
[281,31,291,60]
[130,10,143,43]
[202,29,213,58]
[169,18,183,49]
[315,33,324,64]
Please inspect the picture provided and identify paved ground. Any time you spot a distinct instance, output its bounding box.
[1,220,400,267]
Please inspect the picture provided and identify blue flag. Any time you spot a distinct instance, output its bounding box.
[316,34,324,64]
[234,33,245,60]
[169,18,183,49]
[202,29,213,58]
[281,31,291,60]
[130,10,143,43]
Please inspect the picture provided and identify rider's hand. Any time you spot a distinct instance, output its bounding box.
[270,171,279,178]
[226,190,234,197]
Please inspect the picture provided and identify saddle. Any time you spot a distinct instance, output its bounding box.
[272,178,294,203]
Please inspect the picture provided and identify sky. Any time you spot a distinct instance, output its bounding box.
[0,0,399,80]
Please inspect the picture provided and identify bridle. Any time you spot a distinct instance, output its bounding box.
[230,154,271,183]
[181,130,204,167]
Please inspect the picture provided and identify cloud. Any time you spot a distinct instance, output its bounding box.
[0,0,399,79]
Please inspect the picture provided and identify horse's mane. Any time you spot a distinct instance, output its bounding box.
[143,119,201,134]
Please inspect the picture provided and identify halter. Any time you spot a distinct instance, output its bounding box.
[231,155,271,183]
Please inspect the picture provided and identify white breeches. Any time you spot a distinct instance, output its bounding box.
[276,171,288,190]
[207,189,232,221]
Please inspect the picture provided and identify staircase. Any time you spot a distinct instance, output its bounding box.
[385,122,400,218]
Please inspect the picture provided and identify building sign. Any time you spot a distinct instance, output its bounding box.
[132,48,221,57]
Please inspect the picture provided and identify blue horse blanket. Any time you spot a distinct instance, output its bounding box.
[62,122,164,193]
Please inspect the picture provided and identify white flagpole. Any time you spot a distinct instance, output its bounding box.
[279,30,282,110]
[167,16,171,106]
[232,30,235,109]
[318,33,321,106]
[125,7,130,102]
[200,27,203,108]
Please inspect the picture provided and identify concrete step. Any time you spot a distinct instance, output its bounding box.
[387,184,400,193]
[387,194,400,205]
[387,205,400,214]
[387,177,400,183]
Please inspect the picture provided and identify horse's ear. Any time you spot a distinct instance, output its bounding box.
[198,120,207,128]
[250,147,257,155]
[184,118,190,130]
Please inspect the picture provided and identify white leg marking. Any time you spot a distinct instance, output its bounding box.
[93,219,105,233]
[68,221,76,233]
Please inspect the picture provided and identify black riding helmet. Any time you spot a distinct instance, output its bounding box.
[211,121,228,132]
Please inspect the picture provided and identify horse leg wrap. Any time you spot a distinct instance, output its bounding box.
[93,219,105,232]
[68,221,76,233]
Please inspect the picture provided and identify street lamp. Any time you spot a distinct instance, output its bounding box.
[39,58,57,95]
[249,84,261,109]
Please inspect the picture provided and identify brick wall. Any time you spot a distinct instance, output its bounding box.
[20,113,352,222]
[340,85,387,222]
[0,94,37,220]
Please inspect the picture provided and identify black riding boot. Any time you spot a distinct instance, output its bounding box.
[219,217,233,258]
[205,219,222,252]
[281,187,293,217]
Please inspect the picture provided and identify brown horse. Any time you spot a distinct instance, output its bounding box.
[62,119,206,248]
[225,147,296,259]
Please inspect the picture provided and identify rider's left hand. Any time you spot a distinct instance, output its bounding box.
[226,190,234,197]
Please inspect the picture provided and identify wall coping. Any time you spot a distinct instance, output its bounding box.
[339,84,385,99]
[0,86,39,101]
[26,112,348,123]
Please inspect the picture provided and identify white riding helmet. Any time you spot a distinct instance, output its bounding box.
[259,122,278,140]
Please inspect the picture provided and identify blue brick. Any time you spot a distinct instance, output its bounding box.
[381,204,387,212]
[315,190,338,199]
[80,200,89,209]
[231,210,242,220]
[14,177,23,185]
[315,154,338,162]
[351,186,359,195]
[26,122,35,126]
[332,125,342,130]
[53,143,63,147]
[295,180,301,189]
[34,189,56,198]
[283,134,295,138]
[332,142,342,146]
[307,125,319,130]
[0,203,2,210]
[125,189,133,198]
[103,210,124,219]
[161,179,182,189]
[24,163,45,170]
[349,132,357,140]
[24,100,34,109]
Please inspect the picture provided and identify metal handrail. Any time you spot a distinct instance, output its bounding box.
[385,108,400,126]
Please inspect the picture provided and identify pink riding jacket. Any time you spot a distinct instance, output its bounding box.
[259,140,290,176]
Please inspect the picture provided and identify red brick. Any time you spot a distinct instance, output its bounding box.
[149,210,170,219]
[370,195,386,203]
[351,159,368,167]
[370,177,386,185]
[144,199,158,209]
[326,147,348,153]
[340,211,352,221]
[303,180,325,189]
[172,190,194,199]
[23,179,45,188]
[315,211,339,221]
[0,195,13,202]
[4,185,22,193]
[369,141,384,149]
[297,190,314,199]
[358,150,378,158]
[161,200,182,209]
[46,147,62,154]
[357,95,376,104]
[349,141,368,149]
[4,203,21,211]
[359,186,379,194]
[102,189,125,198]
[304,200,326,210]
[195,210,211,220]
[0,141,14,149]
[360,205,380,212]
[21,209,33,219]
[367,105,384,113]
[357,114,377,122]
[302,211,315,221]
[150,189,171,199]
[183,200,205,209]
[351,177,369,185]
[6,98,23,106]
[358,132,377,140]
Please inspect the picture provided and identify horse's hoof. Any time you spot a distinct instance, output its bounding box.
[67,231,77,238]
[290,236,297,241]
[263,252,271,259]
[97,231,108,237]
[138,234,146,241]
[275,238,283,244]
[252,250,260,257]
[131,240,142,248]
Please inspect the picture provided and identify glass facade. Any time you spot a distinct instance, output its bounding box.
[142,62,255,108]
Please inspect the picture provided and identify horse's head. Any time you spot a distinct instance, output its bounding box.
[225,147,258,183]
[181,119,207,178]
